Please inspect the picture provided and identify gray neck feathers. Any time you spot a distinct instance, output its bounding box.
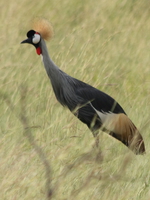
[40,38,61,82]
[40,38,79,109]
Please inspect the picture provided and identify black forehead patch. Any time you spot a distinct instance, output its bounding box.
[27,30,36,38]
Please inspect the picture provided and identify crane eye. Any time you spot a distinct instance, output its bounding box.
[32,34,41,44]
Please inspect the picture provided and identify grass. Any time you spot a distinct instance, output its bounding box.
[0,0,150,199]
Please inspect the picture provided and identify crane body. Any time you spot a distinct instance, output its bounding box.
[21,22,145,155]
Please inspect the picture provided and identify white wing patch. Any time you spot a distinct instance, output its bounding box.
[90,103,118,132]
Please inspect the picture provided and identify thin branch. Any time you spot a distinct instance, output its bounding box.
[1,86,53,199]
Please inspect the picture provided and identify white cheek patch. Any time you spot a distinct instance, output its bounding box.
[32,34,41,44]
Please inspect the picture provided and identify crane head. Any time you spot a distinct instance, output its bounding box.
[21,30,42,55]
[21,18,53,55]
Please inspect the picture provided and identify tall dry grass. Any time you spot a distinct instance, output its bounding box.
[0,0,149,199]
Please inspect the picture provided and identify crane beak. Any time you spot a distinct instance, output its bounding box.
[21,38,32,44]
[21,37,42,55]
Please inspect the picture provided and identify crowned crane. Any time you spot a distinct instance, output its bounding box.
[21,19,145,154]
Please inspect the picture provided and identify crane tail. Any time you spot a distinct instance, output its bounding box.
[89,103,145,154]
[108,114,145,154]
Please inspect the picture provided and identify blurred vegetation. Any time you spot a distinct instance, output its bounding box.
[0,0,149,199]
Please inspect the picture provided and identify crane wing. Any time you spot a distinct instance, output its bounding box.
[73,82,126,133]
[74,83,145,154]
[75,82,125,114]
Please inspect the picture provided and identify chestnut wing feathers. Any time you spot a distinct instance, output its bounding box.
[74,83,145,154]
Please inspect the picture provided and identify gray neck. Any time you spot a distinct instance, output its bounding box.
[39,38,77,107]
[40,38,62,81]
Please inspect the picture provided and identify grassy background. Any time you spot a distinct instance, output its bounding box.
[0,0,150,199]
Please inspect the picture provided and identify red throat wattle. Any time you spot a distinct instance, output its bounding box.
[36,47,42,55]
